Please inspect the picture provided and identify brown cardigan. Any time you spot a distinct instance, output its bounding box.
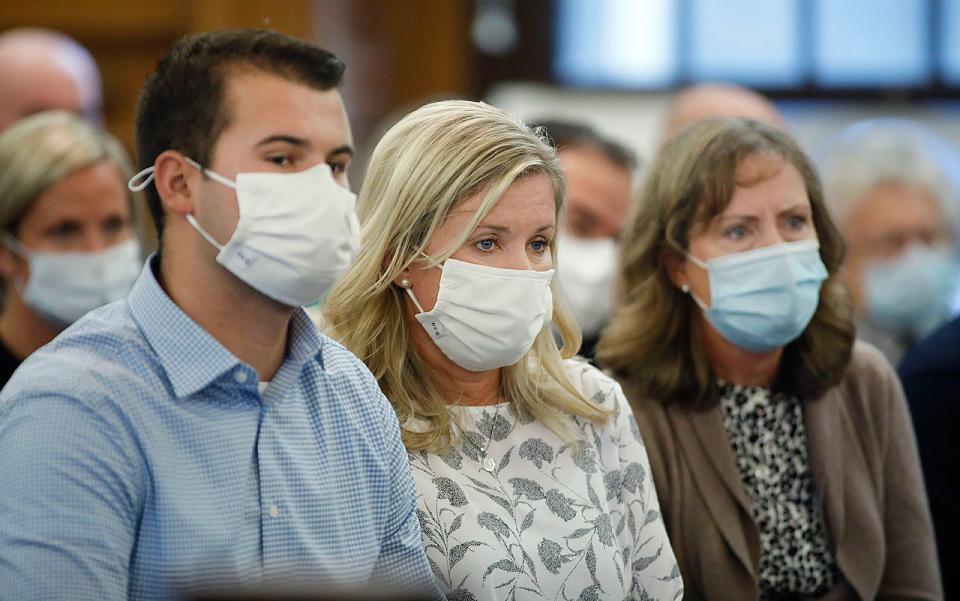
[618,342,941,601]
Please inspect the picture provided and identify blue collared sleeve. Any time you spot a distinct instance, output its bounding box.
[368,389,443,598]
[0,392,144,600]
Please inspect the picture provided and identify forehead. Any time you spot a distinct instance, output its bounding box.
[711,153,809,216]
[560,146,632,201]
[847,182,944,231]
[19,161,129,227]
[216,68,351,147]
[450,173,557,222]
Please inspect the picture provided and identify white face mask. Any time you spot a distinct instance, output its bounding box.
[556,235,617,337]
[129,159,360,307]
[405,258,555,372]
[4,235,141,328]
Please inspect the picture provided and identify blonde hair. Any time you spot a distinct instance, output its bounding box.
[324,100,612,452]
[0,111,133,232]
[598,118,854,406]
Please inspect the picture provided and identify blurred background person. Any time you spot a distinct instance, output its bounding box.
[899,312,960,600]
[0,28,103,130]
[819,119,960,365]
[531,119,637,362]
[0,111,140,387]
[599,117,940,601]
[658,83,786,144]
[324,100,682,600]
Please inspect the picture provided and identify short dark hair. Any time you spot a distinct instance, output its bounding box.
[530,119,638,172]
[134,29,345,239]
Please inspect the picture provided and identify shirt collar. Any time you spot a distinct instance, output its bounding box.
[128,255,327,398]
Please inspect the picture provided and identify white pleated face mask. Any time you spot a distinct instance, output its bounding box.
[556,235,617,337]
[4,235,141,327]
[405,258,555,372]
[129,159,360,307]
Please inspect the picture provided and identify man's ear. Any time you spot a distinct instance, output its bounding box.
[153,151,197,218]
[662,248,688,290]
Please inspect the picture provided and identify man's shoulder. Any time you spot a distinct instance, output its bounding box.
[1,300,158,409]
[312,334,393,417]
[899,316,960,379]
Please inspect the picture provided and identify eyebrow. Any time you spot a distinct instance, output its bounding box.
[329,144,354,158]
[254,137,355,158]
[475,223,555,234]
[256,134,309,148]
[720,203,811,221]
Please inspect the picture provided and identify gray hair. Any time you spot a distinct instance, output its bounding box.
[0,111,132,233]
[817,118,960,246]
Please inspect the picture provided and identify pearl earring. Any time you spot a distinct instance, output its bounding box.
[681,283,690,293]
[400,278,411,289]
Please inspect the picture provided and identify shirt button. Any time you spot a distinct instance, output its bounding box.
[268,504,279,518]
[234,369,249,384]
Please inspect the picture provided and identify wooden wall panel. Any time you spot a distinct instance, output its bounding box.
[2,0,475,182]
[0,0,315,151]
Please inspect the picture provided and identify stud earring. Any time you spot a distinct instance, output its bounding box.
[681,283,690,293]
[400,278,411,289]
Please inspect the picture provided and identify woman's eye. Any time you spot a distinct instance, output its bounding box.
[786,215,808,230]
[530,239,549,253]
[725,224,747,240]
[49,222,81,241]
[266,154,292,167]
[475,238,496,252]
[328,161,348,174]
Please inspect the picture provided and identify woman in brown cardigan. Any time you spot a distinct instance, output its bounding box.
[598,117,941,601]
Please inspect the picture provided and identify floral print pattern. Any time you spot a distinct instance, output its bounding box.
[408,361,683,601]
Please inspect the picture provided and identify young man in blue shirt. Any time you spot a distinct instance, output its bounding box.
[0,29,437,600]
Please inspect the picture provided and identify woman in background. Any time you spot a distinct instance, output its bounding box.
[0,111,140,386]
[599,117,939,601]
[325,100,682,601]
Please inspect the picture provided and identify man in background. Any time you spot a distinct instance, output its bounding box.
[659,82,785,143]
[0,28,103,130]
[533,119,637,362]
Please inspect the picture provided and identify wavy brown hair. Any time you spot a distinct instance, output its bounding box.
[597,117,855,406]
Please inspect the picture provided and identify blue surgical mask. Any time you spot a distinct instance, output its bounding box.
[864,245,959,341]
[684,239,828,353]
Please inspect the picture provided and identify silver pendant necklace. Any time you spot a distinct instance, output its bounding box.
[464,398,502,473]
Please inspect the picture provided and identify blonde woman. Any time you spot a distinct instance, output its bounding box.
[0,111,139,386]
[324,100,682,600]
[598,118,940,600]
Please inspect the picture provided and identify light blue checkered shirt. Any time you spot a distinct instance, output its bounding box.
[0,257,438,600]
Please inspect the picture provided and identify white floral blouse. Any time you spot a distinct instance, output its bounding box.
[407,360,683,601]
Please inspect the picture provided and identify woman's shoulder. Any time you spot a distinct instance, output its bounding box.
[837,340,901,397]
[562,358,624,409]
[820,340,905,429]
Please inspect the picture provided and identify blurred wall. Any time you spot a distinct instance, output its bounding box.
[488,83,960,171]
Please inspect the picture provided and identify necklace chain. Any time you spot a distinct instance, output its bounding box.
[460,391,503,473]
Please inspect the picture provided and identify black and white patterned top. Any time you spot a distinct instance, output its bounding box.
[719,383,836,600]
[406,361,683,601]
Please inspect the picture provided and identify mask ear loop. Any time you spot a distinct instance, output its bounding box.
[1,234,32,295]
[1,233,29,259]
[672,243,712,311]
[402,284,425,314]
[399,251,447,314]
[184,158,238,252]
[128,167,155,192]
